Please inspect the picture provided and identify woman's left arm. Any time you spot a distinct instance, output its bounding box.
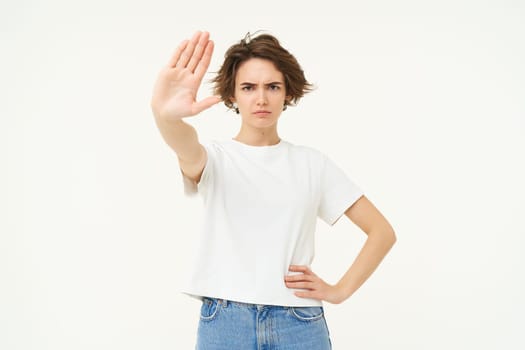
[285,195,397,304]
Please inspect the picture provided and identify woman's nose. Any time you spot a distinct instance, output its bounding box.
[256,89,268,105]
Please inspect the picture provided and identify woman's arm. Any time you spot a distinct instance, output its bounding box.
[151,31,221,183]
[285,195,396,304]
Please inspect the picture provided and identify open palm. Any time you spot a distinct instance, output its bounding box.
[151,31,221,121]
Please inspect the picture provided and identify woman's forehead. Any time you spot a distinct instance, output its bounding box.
[235,58,284,83]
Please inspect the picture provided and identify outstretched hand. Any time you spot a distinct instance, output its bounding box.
[151,31,221,121]
[285,265,347,304]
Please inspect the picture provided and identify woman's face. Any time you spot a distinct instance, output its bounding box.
[231,58,289,130]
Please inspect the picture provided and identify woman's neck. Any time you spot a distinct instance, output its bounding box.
[233,126,281,147]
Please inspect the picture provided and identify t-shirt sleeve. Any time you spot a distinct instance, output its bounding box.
[317,154,364,226]
[181,142,214,196]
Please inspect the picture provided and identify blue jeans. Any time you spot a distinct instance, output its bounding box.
[196,297,332,349]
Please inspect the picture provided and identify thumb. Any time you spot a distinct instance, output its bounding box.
[191,96,222,115]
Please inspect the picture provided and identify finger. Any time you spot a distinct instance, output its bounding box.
[194,40,214,79]
[186,31,210,73]
[288,265,312,274]
[285,274,314,282]
[176,31,201,68]
[294,291,320,300]
[190,95,222,115]
[167,40,189,67]
[285,281,314,290]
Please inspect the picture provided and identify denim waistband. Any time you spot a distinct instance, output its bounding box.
[202,296,321,310]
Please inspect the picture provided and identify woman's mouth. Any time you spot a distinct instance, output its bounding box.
[254,110,271,117]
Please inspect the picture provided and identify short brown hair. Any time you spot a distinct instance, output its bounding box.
[212,32,313,109]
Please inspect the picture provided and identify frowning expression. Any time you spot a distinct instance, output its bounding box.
[231,58,289,128]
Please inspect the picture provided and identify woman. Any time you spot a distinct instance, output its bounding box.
[151,31,396,349]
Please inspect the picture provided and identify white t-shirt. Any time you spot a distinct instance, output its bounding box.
[180,138,363,306]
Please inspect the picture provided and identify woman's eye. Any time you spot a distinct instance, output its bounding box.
[241,86,253,91]
[269,85,280,90]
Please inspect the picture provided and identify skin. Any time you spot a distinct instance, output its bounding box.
[230,58,289,146]
[285,198,396,304]
[151,31,397,305]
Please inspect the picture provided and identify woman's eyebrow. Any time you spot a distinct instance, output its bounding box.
[239,81,283,86]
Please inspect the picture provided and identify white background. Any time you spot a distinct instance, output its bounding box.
[2,0,524,349]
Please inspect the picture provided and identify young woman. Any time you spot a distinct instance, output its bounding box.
[151,31,396,349]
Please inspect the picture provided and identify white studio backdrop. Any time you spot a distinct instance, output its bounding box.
[1,0,524,349]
